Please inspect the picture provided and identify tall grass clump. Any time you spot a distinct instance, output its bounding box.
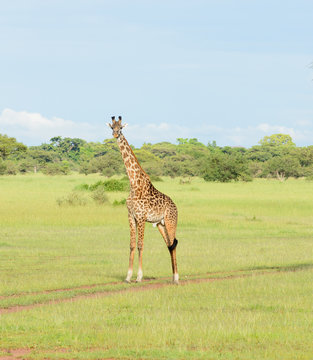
[90,188,109,204]
[56,191,88,206]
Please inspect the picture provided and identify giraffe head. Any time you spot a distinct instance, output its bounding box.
[107,116,128,139]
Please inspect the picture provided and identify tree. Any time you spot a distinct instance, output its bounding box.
[263,155,302,181]
[49,136,86,161]
[0,134,27,159]
[259,134,295,147]
[0,159,6,175]
[202,153,251,182]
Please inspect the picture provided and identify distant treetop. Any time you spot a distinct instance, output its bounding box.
[259,134,295,147]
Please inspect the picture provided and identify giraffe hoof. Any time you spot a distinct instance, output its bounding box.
[135,278,142,283]
[125,279,132,284]
[173,274,179,285]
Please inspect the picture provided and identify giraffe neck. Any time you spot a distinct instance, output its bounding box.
[117,135,150,189]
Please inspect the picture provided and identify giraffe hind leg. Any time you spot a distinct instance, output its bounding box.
[168,238,178,251]
[157,220,179,284]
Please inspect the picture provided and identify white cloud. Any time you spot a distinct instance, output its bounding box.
[257,123,296,136]
[0,108,103,144]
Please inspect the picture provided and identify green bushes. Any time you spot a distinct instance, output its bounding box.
[0,159,7,175]
[60,178,128,206]
[79,179,129,192]
[42,162,71,175]
[113,198,127,206]
[202,153,252,182]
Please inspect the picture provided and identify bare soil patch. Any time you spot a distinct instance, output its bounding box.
[0,349,31,360]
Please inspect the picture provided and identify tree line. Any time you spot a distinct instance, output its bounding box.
[1,133,313,182]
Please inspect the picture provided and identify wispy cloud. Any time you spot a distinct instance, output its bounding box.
[0,108,104,144]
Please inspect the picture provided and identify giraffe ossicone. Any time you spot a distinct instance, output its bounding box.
[108,115,179,284]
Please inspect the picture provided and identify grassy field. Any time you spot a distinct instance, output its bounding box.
[0,174,313,359]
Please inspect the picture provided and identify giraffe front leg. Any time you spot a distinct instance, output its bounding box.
[125,212,136,283]
[136,220,145,282]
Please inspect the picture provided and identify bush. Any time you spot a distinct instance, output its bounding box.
[79,162,91,175]
[75,183,90,191]
[19,160,35,174]
[56,192,88,206]
[262,156,302,180]
[5,161,18,175]
[101,167,116,177]
[113,198,127,206]
[43,162,71,175]
[0,160,7,175]
[203,153,251,182]
[91,188,109,204]
[150,175,163,182]
[179,177,191,184]
[89,179,129,192]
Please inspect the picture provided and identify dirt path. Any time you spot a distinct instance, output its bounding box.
[0,269,245,301]
[0,349,31,360]
[1,265,309,315]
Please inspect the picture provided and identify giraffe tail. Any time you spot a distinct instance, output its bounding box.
[168,238,178,252]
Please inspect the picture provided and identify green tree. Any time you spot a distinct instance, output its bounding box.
[259,134,295,147]
[0,159,7,175]
[202,153,251,182]
[263,155,302,181]
[0,134,27,159]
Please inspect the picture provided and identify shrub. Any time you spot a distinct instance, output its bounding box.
[75,183,90,191]
[262,156,302,180]
[43,162,71,175]
[0,160,7,175]
[179,177,192,184]
[91,188,109,204]
[19,160,35,174]
[57,192,87,206]
[5,161,18,175]
[150,175,163,182]
[79,162,91,175]
[101,167,116,177]
[203,153,251,182]
[89,179,129,192]
[113,198,127,206]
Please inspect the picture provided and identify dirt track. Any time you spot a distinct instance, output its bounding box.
[1,264,311,315]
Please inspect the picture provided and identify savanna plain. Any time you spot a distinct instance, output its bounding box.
[0,174,312,360]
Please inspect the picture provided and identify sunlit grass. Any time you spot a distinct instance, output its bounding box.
[1,174,313,359]
[1,271,312,359]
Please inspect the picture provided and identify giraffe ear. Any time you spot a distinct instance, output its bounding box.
[106,123,113,129]
[122,123,128,128]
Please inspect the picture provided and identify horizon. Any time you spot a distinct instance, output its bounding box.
[2,128,306,150]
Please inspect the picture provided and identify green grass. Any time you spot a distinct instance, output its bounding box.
[0,174,313,359]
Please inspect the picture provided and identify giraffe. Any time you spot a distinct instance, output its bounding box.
[107,116,179,284]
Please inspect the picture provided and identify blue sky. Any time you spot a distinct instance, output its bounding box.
[0,0,312,147]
